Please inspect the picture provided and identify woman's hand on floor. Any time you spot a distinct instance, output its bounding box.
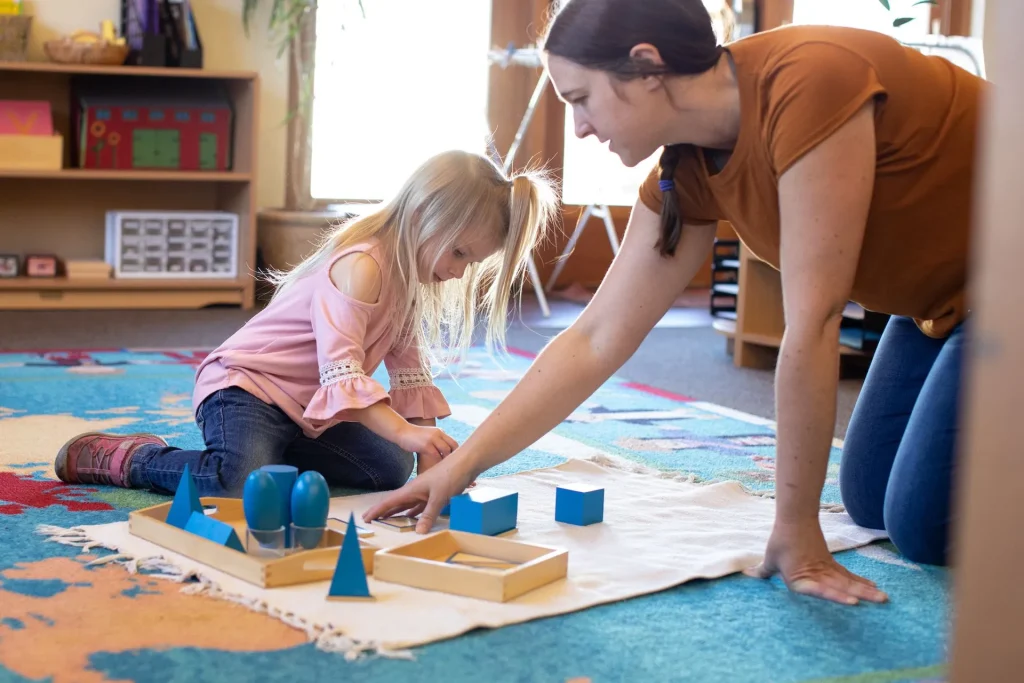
[362,452,475,534]
[745,520,889,605]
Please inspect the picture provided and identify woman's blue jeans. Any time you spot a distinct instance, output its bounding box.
[840,315,966,566]
[128,386,415,497]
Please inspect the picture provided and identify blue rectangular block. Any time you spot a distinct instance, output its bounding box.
[449,487,517,536]
[555,484,604,526]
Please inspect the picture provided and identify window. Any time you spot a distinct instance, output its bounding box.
[309,0,493,202]
[122,109,138,121]
[175,112,191,122]
[560,114,658,208]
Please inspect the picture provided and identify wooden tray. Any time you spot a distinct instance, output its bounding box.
[128,497,377,589]
[373,529,568,602]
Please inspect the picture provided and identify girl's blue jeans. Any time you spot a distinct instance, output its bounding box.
[840,315,967,566]
[128,386,415,497]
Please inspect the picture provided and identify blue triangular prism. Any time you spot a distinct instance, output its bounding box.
[328,512,371,599]
[166,463,203,529]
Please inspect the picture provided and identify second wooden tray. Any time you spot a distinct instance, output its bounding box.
[373,529,568,602]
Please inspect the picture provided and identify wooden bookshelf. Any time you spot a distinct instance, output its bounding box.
[712,244,868,369]
[0,61,259,310]
[0,169,251,181]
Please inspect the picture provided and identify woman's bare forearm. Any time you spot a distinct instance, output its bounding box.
[457,327,619,478]
[773,324,841,525]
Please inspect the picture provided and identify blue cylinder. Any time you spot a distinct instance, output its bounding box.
[259,465,298,546]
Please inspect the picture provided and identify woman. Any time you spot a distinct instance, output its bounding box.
[365,0,982,605]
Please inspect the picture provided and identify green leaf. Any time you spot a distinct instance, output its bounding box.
[878,0,890,10]
[893,16,915,26]
[912,0,938,5]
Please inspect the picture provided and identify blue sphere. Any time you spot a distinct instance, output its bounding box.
[243,470,283,531]
[290,470,330,529]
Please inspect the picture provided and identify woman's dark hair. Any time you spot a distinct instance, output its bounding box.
[541,0,723,256]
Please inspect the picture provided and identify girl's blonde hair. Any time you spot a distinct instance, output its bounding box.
[266,150,559,365]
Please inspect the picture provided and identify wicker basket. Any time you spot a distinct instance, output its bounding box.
[0,15,31,62]
[43,36,129,65]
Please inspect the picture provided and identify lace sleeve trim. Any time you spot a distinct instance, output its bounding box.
[389,368,435,391]
[319,359,365,386]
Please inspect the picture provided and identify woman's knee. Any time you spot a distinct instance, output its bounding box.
[840,474,885,531]
[839,440,888,530]
[883,499,950,566]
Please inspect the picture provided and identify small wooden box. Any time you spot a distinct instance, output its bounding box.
[128,497,377,589]
[0,133,62,170]
[373,530,568,602]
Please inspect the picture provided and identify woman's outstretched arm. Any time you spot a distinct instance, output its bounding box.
[746,100,887,605]
[364,199,717,530]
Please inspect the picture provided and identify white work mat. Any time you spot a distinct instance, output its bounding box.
[57,457,887,659]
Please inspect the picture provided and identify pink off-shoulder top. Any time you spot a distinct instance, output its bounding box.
[191,239,451,438]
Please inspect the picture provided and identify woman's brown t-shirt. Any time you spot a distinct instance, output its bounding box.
[638,24,985,338]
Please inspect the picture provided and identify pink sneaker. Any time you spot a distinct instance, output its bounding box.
[54,432,167,487]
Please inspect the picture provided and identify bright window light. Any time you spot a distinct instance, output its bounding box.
[560,110,658,208]
[310,1,493,201]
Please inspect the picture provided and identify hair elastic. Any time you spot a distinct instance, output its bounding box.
[658,179,675,192]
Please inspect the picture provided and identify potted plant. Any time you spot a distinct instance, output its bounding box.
[241,0,364,282]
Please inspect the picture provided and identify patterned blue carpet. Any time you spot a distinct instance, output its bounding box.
[0,348,948,683]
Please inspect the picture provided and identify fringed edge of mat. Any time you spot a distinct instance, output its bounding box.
[579,453,847,513]
[33,523,417,662]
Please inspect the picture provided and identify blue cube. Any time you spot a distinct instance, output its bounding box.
[449,487,517,536]
[555,484,604,526]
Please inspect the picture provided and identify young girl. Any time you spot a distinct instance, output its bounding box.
[54,150,558,497]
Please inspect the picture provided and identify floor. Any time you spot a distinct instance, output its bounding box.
[0,288,864,437]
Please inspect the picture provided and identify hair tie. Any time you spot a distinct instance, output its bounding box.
[659,179,675,192]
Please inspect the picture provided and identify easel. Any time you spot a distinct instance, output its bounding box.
[544,203,620,294]
[487,43,624,314]
[486,43,552,316]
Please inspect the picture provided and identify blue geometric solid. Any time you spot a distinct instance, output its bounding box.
[327,512,372,600]
[449,487,517,536]
[555,484,604,526]
[260,464,298,546]
[183,511,245,552]
[166,463,203,529]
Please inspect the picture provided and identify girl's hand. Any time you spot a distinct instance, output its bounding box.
[396,424,458,462]
[363,453,475,533]
[745,520,888,605]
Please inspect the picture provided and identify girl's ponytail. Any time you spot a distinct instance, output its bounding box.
[482,170,558,352]
[656,143,685,257]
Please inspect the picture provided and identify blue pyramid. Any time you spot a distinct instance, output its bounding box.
[327,512,372,600]
[166,463,203,529]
